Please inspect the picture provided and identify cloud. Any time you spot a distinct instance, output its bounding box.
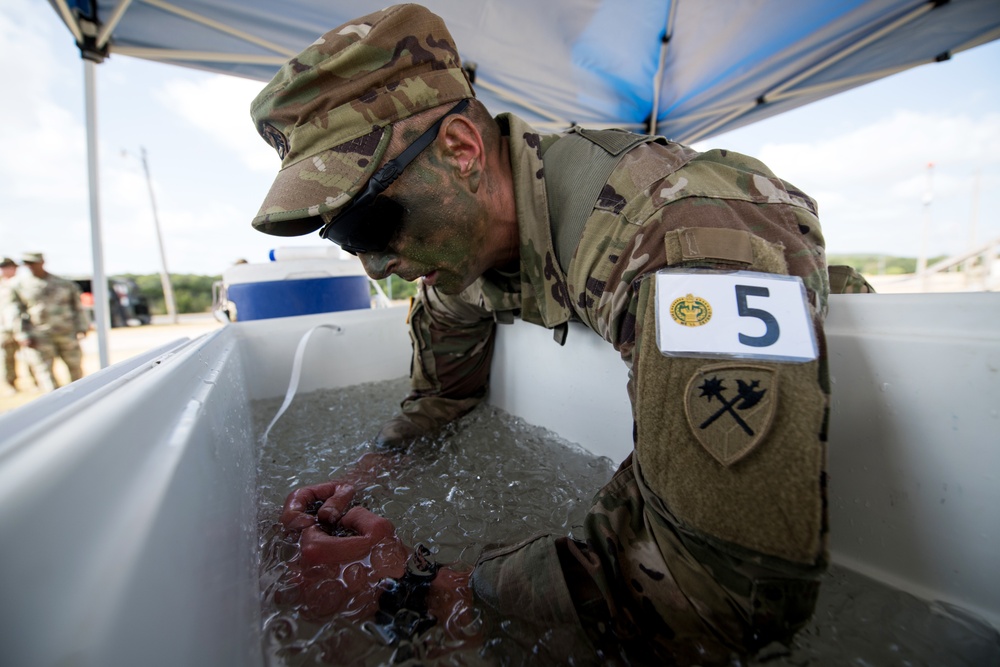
[0,101,88,202]
[155,75,280,173]
[735,110,1000,255]
[0,1,95,273]
[0,0,71,101]
[757,110,1000,185]
[0,1,86,200]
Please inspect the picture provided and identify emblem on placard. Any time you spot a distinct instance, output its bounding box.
[684,364,778,466]
[670,293,712,327]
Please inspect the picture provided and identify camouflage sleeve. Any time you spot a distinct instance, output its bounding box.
[828,264,876,294]
[2,285,30,342]
[0,285,17,335]
[469,532,607,662]
[69,280,88,334]
[472,144,830,663]
[379,280,496,443]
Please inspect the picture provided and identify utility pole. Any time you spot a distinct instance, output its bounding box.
[917,162,934,291]
[965,168,981,286]
[138,147,178,324]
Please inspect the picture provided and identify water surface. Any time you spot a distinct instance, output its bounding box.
[255,378,999,666]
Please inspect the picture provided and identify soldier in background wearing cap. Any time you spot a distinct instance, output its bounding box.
[252,5,830,664]
[0,257,28,396]
[11,253,89,393]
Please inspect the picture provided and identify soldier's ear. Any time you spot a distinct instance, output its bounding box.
[437,115,483,188]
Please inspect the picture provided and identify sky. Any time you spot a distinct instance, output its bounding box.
[1,0,998,278]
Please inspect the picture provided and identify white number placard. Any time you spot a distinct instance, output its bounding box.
[654,270,818,363]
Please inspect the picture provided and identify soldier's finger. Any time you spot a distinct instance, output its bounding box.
[317,483,356,525]
[340,506,396,541]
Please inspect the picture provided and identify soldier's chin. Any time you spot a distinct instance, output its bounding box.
[424,271,470,295]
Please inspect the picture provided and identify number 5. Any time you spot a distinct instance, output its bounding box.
[735,285,780,347]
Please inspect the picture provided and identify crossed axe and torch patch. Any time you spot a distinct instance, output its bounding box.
[684,365,779,466]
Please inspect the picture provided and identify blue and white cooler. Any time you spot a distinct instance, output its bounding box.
[216,249,373,322]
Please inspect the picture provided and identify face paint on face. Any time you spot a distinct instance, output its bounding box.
[358,148,492,295]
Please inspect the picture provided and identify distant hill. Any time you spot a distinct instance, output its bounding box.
[827,254,948,276]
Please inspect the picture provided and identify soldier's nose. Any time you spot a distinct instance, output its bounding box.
[358,252,397,281]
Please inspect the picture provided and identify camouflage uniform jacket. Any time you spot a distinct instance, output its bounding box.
[12,273,88,341]
[402,113,830,663]
[1,276,29,339]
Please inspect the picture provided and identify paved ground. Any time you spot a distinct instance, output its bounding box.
[0,313,223,416]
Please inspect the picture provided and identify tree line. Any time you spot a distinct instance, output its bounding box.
[120,274,220,314]
[827,254,947,276]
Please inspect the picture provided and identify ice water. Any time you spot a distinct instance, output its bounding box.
[254,378,999,666]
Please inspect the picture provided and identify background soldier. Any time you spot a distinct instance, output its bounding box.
[0,257,27,396]
[12,252,89,392]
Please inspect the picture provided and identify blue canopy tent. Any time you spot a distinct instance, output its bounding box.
[47,0,1000,361]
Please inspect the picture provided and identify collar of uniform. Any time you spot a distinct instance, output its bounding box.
[500,113,572,329]
[474,266,522,314]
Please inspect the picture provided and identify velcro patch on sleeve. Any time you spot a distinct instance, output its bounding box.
[664,229,788,276]
[679,227,754,264]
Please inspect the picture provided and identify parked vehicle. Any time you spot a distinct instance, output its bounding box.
[72,277,152,328]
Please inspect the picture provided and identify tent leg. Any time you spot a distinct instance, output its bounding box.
[84,59,111,369]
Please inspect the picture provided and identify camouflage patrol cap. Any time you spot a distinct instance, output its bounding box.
[0,257,16,268]
[250,3,475,237]
[22,252,44,264]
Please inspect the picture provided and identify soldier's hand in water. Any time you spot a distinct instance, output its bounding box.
[283,508,478,641]
[282,507,409,619]
[279,452,403,532]
[280,480,357,532]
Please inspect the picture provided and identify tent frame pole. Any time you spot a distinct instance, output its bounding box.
[683,0,937,143]
[51,0,83,42]
[97,0,135,48]
[648,38,668,135]
[474,78,568,126]
[84,59,111,368]
[113,46,288,65]
[674,62,916,125]
[648,0,678,135]
[141,0,296,56]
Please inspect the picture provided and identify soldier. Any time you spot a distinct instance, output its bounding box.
[252,5,830,663]
[0,257,27,396]
[12,253,89,392]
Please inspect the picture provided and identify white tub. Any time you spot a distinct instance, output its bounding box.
[0,294,997,666]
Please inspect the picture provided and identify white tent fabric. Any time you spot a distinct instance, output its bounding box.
[45,0,1000,364]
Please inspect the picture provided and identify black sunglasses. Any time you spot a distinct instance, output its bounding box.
[319,98,471,254]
